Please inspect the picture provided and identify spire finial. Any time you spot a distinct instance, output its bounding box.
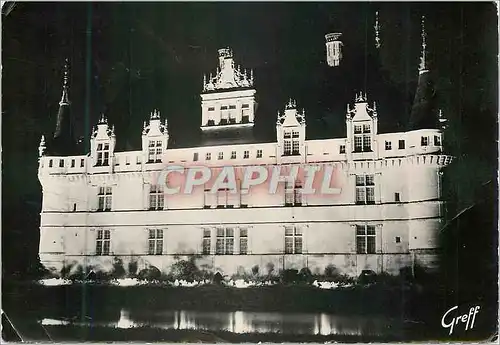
[38,135,46,157]
[250,69,254,84]
[374,11,381,49]
[150,109,161,120]
[98,113,107,124]
[419,15,428,73]
[59,58,70,105]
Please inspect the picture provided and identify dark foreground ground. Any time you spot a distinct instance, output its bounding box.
[2,280,498,342]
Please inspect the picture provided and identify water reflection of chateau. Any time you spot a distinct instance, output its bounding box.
[38,14,452,277]
[112,309,391,336]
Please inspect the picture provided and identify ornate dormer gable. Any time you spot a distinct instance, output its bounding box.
[276,99,307,158]
[203,48,254,91]
[141,109,169,164]
[200,48,257,130]
[346,92,378,154]
[90,113,116,166]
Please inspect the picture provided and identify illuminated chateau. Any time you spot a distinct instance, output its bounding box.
[37,16,453,278]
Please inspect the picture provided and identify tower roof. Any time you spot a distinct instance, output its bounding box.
[409,16,437,131]
[49,59,76,155]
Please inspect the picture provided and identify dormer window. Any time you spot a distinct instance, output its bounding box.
[340,145,346,154]
[206,152,211,160]
[353,124,371,152]
[96,143,110,166]
[385,141,392,150]
[283,130,301,156]
[421,136,429,146]
[218,152,224,160]
[148,140,162,163]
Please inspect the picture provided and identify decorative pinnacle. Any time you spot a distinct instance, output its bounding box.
[38,135,46,157]
[59,58,70,105]
[63,58,69,87]
[285,98,297,109]
[374,11,381,49]
[419,15,428,73]
[438,109,448,128]
[98,113,107,124]
[151,109,160,120]
[355,91,367,103]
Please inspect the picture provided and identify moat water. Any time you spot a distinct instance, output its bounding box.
[40,308,403,337]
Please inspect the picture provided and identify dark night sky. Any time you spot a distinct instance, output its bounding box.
[1,2,498,277]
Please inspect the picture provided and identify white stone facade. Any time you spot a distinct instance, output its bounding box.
[38,48,453,278]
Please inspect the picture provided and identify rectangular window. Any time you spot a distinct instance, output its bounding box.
[96,143,110,166]
[97,187,112,211]
[421,136,429,146]
[340,145,346,154]
[395,236,401,243]
[243,150,249,159]
[363,135,371,151]
[229,105,236,110]
[434,135,441,146]
[239,228,248,255]
[292,140,300,155]
[283,140,292,156]
[206,152,211,160]
[59,159,64,168]
[96,230,111,255]
[283,131,300,156]
[356,225,376,254]
[202,229,211,255]
[149,185,164,210]
[231,151,236,159]
[208,107,215,111]
[49,159,53,168]
[256,149,263,158]
[148,140,162,163]
[354,123,372,152]
[398,140,405,149]
[385,141,392,150]
[218,152,224,160]
[193,152,199,161]
[354,136,363,152]
[71,159,75,168]
[395,192,400,202]
[242,104,250,109]
[355,175,375,205]
[285,226,302,254]
[216,228,234,255]
[80,159,85,167]
[148,229,163,255]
